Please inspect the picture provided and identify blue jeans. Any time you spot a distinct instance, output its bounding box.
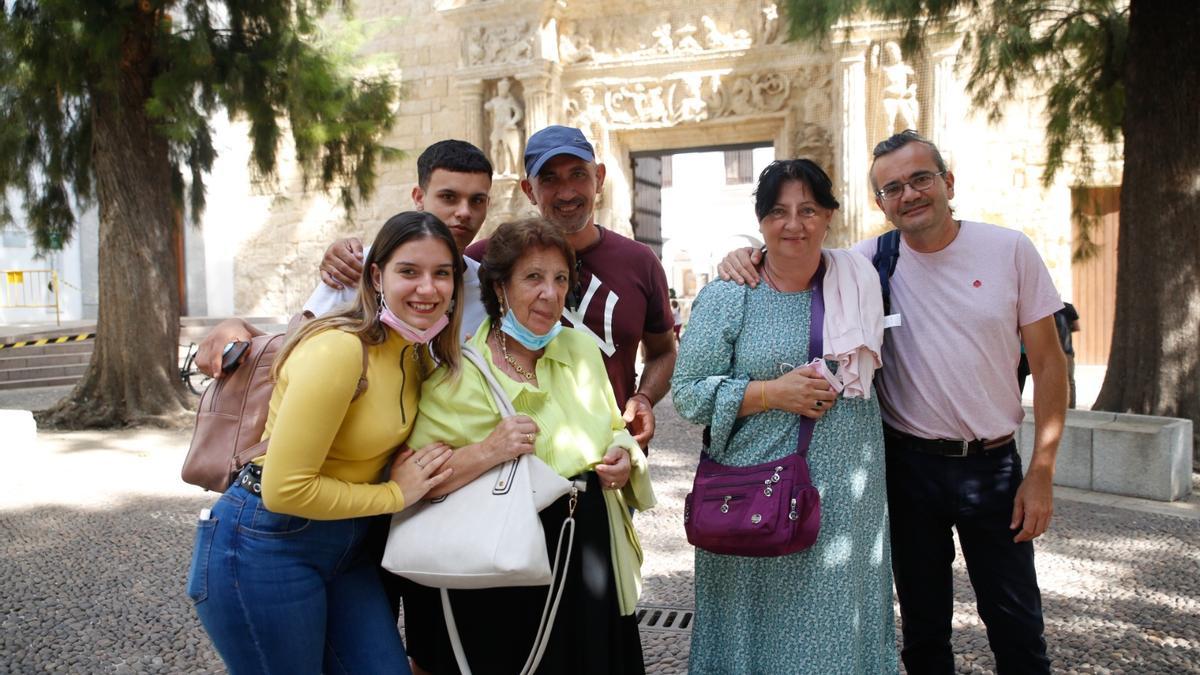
[186,485,411,675]
[885,438,1050,675]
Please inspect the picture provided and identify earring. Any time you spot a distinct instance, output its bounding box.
[447,298,456,315]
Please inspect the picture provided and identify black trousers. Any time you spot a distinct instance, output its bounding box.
[394,472,644,675]
[885,438,1051,675]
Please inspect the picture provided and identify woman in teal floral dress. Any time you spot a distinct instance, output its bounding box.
[672,159,898,673]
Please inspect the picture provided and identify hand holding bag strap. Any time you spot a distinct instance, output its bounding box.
[445,342,577,675]
[461,344,516,418]
[793,259,827,459]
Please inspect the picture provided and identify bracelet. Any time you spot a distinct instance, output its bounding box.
[759,381,768,413]
[630,392,653,408]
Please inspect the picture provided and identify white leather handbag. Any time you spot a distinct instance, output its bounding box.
[381,344,578,675]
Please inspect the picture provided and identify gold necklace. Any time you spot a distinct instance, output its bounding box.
[495,329,535,380]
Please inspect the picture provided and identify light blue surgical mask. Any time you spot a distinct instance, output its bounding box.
[499,288,563,350]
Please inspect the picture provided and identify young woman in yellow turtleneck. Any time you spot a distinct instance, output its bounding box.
[186,212,463,675]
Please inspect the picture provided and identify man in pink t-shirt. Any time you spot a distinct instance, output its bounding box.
[718,130,1067,674]
[856,132,1064,675]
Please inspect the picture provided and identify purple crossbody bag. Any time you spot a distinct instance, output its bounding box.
[683,263,825,557]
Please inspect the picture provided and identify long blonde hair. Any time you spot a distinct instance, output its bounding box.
[272,211,464,381]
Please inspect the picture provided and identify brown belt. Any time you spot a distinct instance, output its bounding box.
[884,425,1016,458]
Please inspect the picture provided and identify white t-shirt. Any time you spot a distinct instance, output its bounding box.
[851,221,1062,441]
[303,248,485,342]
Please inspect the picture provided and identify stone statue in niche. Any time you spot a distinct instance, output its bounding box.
[759,1,785,45]
[484,78,524,176]
[878,41,919,133]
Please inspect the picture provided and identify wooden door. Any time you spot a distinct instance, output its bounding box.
[631,155,664,258]
[1071,187,1119,365]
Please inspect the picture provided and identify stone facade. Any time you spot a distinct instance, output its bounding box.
[198,0,1122,316]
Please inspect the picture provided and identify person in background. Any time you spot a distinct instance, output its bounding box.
[670,299,682,341]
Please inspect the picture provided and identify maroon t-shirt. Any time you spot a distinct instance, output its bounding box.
[466,226,672,408]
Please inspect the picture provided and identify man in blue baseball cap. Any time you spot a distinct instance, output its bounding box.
[465,124,677,451]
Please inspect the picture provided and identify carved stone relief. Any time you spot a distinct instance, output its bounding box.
[555,11,757,63]
[565,71,798,129]
[558,20,596,64]
[564,86,609,158]
[465,21,534,66]
[706,72,791,117]
[794,67,835,171]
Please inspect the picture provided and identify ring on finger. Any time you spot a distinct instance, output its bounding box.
[525,432,535,444]
[815,400,824,408]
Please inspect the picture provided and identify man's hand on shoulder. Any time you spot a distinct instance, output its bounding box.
[321,237,364,290]
[716,246,762,287]
[196,318,264,378]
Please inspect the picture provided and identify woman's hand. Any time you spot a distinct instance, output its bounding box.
[769,366,838,420]
[390,442,454,506]
[594,446,632,490]
[480,415,539,462]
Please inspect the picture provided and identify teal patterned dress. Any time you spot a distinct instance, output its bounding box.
[672,279,898,674]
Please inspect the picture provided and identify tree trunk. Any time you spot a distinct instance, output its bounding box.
[38,13,189,428]
[1093,1,1200,463]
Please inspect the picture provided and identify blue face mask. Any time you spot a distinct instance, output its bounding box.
[499,289,563,350]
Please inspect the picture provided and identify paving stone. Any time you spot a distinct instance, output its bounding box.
[0,392,1197,673]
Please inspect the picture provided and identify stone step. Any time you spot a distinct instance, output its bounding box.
[0,351,92,370]
[1,316,289,345]
[0,340,94,357]
[0,362,89,383]
[0,374,81,390]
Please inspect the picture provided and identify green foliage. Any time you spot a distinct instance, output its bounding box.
[782,0,1128,187]
[0,0,399,249]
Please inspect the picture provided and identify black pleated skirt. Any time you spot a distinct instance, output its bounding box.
[400,472,645,675]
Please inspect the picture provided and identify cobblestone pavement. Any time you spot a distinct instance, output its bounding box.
[1,391,1198,674]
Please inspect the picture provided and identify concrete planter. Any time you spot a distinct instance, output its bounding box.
[1019,407,1193,502]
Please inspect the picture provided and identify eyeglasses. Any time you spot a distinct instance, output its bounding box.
[874,171,945,201]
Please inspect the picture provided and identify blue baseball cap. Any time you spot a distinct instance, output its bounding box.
[523,125,596,177]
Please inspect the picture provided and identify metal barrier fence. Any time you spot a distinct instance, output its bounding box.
[1,269,60,325]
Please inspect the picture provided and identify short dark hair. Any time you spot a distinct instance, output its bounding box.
[479,218,578,322]
[753,159,840,221]
[417,140,493,189]
[871,130,948,183]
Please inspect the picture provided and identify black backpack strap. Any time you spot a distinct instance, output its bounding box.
[871,229,902,316]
